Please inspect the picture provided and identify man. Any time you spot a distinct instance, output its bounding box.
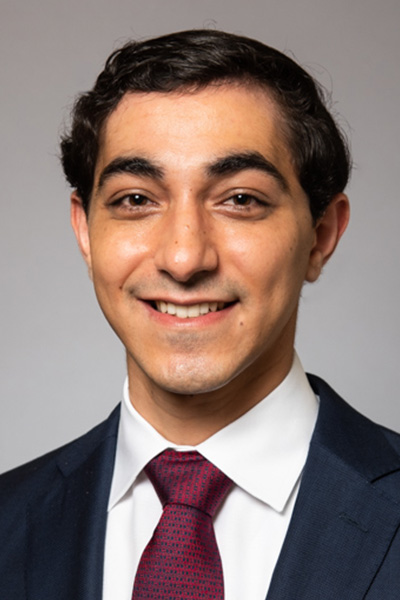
[1,29,400,599]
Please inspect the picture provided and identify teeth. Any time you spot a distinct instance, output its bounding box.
[167,302,176,315]
[200,303,209,315]
[176,305,188,318]
[159,301,168,313]
[188,305,200,318]
[155,301,226,318]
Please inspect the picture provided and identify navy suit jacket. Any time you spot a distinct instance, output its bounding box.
[1,375,400,599]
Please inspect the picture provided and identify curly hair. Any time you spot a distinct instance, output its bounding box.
[60,29,351,221]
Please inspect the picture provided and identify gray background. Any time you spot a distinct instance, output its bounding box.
[1,0,399,473]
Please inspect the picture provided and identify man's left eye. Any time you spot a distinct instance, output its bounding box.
[226,194,262,207]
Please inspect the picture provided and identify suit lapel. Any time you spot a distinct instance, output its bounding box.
[26,407,119,600]
[267,377,400,600]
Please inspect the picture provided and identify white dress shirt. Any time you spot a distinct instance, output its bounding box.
[103,353,318,600]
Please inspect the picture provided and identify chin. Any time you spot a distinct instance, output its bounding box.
[152,360,235,396]
[157,375,228,397]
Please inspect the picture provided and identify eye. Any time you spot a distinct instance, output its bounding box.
[229,193,257,206]
[120,193,150,206]
[109,192,154,210]
[224,193,267,208]
[216,190,272,220]
[106,191,158,219]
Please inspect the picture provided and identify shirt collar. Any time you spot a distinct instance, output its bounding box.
[108,352,318,513]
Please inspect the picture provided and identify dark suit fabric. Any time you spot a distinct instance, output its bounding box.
[1,377,400,599]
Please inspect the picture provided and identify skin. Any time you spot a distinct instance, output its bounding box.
[71,84,349,444]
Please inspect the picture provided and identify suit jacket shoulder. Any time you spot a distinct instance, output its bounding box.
[267,375,400,600]
[2,380,400,599]
[0,404,120,503]
[0,405,120,600]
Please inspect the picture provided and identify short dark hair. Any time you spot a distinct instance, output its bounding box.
[60,29,351,221]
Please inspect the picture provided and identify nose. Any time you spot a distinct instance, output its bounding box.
[154,201,218,282]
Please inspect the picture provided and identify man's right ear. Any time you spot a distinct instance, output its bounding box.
[70,191,93,279]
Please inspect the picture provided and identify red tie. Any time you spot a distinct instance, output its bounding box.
[132,449,232,599]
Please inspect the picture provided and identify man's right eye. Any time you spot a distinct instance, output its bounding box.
[106,192,158,218]
[118,193,149,206]
[109,193,154,209]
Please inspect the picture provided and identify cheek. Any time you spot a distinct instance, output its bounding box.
[226,228,296,280]
[90,230,150,290]
[232,227,312,302]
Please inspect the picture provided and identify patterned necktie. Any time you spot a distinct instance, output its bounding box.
[132,449,233,599]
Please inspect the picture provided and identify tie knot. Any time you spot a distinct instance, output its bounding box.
[145,450,232,517]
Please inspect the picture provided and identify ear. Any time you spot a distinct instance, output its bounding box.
[70,191,93,279]
[306,193,350,283]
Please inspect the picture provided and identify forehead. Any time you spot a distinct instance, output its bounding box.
[95,84,293,183]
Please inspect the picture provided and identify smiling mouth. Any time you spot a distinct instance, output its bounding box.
[151,300,231,319]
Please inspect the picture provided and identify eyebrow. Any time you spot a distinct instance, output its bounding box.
[96,156,164,193]
[96,150,288,194]
[207,151,289,192]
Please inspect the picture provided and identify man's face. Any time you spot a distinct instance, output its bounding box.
[72,84,325,402]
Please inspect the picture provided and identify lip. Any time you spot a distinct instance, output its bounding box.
[140,296,235,306]
[139,298,237,326]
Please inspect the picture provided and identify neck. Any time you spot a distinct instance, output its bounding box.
[126,350,294,445]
